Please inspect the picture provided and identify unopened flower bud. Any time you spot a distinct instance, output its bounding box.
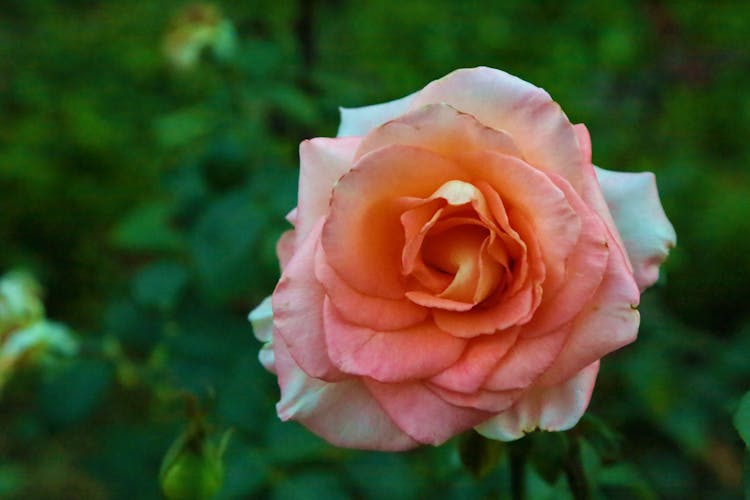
[160,415,231,500]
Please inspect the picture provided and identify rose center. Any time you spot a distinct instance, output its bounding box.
[400,180,514,310]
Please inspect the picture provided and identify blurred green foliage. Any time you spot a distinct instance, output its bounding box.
[1,0,749,498]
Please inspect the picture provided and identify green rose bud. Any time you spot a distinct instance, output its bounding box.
[159,415,231,500]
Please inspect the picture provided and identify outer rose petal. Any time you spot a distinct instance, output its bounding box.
[409,67,585,192]
[475,361,600,441]
[273,219,345,381]
[274,336,419,451]
[249,295,273,343]
[355,103,521,161]
[519,174,610,338]
[249,295,275,373]
[364,378,492,445]
[276,229,295,271]
[296,137,360,246]
[594,166,676,291]
[536,236,640,387]
[337,93,416,137]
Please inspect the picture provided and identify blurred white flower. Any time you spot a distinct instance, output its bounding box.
[162,3,236,70]
[0,271,78,393]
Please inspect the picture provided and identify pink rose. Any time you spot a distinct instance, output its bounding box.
[250,67,676,450]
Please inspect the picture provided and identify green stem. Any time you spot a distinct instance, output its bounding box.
[509,442,526,500]
[564,437,590,500]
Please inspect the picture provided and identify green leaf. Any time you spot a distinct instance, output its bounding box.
[132,261,189,311]
[37,359,112,426]
[346,452,422,500]
[271,470,349,500]
[189,189,264,301]
[598,463,658,500]
[217,443,268,499]
[0,465,23,497]
[112,201,184,253]
[154,106,217,149]
[734,390,750,448]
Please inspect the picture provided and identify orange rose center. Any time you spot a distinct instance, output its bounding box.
[401,180,519,311]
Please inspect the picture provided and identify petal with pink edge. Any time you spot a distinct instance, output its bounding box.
[483,323,571,391]
[409,67,585,192]
[429,327,520,393]
[295,137,360,246]
[594,166,676,291]
[274,337,419,451]
[273,219,345,382]
[426,383,522,413]
[519,174,610,338]
[364,378,492,445]
[276,229,295,271]
[475,361,600,441]
[355,103,520,161]
[315,242,429,331]
[323,145,465,298]
[536,236,640,387]
[323,298,466,382]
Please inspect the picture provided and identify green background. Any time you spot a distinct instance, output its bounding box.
[1,0,749,498]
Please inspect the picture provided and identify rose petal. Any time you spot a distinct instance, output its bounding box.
[249,295,276,373]
[323,298,466,382]
[276,229,296,271]
[296,137,360,246]
[258,343,276,374]
[457,151,581,290]
[409,67,584,192]
[594,166,676,291]
[274,337,419,451]
[273,219,346,381]
[432,151,583,337]
[401,197,449,290]
[356,102,520,161]
[483,323,571,391]
[285,207,297,225]
[249,295,273,343]
[426,383,522,413]
[364,378,492,445]
[323,145,465,299]
[432,281,537,337]
[475,361,600,441]
[337,92,417,137]
[421,225,492,304]
[573,123,592,165]
[520,174,610,338]
[536,235,640,387]
[315,241,429,331]
[429,327,520,393]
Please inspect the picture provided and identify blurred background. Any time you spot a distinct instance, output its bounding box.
[1,0,749,498]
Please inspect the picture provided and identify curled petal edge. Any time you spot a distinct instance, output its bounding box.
[474,361,600,441]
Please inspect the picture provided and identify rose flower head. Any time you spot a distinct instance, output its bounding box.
[250,67,676,450]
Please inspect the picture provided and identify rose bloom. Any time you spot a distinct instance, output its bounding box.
[250,67,676,450]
